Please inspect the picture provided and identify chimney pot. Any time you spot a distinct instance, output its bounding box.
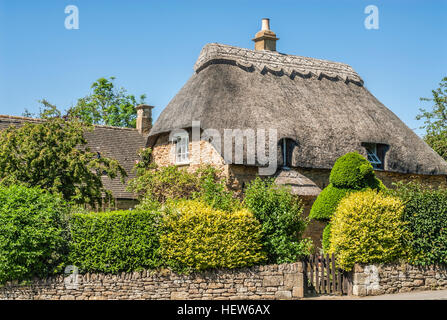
[252,18,279,51]
[261,18,270,31]
[136,104,153,136]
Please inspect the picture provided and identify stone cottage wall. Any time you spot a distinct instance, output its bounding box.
[352,264,447,296]
[0,263,304,300]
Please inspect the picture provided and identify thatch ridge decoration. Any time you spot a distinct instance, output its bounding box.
[194,43,363,85]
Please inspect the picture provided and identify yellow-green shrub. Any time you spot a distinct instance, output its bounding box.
[160,200,266,272]
[329,190,409,271]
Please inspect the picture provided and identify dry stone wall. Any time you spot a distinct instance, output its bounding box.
[352,264,447,296]
[0,263,304,300]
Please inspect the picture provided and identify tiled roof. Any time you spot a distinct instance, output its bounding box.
[0,115,146,199]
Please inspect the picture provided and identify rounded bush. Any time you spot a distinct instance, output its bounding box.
[329,190,408,271]
[68,210,162,273]
[160,200,266,272]
[309,184,350,221]
[329,152,381,190]
[322,224,332,253]
[0,185,69,284]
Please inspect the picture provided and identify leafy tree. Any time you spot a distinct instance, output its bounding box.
[24,77,147,128]
[0,102,126,208]
[67,77,146,127]
[416,76,447,160]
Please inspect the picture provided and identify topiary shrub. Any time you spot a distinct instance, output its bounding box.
[0,185,69,284]
[160,200,266,272]
[68,210,162,273]
[390,182,447,266]
[322,223,332,253]
[310,153,386,225]
[243,177,312,264]
[309,184,351,221]
[328,190,409,271]
[329,152,383,190]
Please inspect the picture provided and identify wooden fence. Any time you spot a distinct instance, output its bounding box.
[304,254,352,295]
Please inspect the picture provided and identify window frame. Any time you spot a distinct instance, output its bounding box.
[362,143,387,170]
[172,133,190,165]
[279,138,297,169]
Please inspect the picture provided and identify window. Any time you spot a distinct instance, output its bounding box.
[279,138,297,169]
[173,134,189,164]
[362,143,388,170]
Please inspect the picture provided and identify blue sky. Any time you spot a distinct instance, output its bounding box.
[0,0,446,135]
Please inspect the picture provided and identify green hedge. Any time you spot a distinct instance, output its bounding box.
[243,178,312,264]
[68,210,162,273]
[0,185,69,284]
[329,190,408,271]
[160,200,266,272]
[391,182,447,266]
[322,224,332,253]
[309,184,350,221]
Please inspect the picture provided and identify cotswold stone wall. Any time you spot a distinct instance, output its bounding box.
[352,264,447,296]
[0,263,304,300]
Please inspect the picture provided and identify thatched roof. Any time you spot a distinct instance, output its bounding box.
[150,43,447,176]
[0,115,145,199]
[274,169,322,197]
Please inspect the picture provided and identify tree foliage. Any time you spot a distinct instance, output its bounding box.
[0,185,69,284]
[67,77,146,128]
[0,103,126,207]
[24,77,147,128]
[416,76,447,160]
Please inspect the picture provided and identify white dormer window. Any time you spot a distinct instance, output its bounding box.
[173,133,189,164]
[364,143,382,169]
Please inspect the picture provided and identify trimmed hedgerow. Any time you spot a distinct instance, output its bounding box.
[322,224,332,253]
[389,182,447,266]
[160,200,266,272]
[329,190,409,271]
[309,184,351,221]
[243,177,312,264]
[68,210,162,273]
[0,185,69,284]
[329,152,383,190]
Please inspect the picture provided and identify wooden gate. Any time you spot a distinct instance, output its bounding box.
[304,254,352,296]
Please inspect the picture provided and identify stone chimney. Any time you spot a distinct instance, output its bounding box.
[136,104,153,135]
[252,18,279,51]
